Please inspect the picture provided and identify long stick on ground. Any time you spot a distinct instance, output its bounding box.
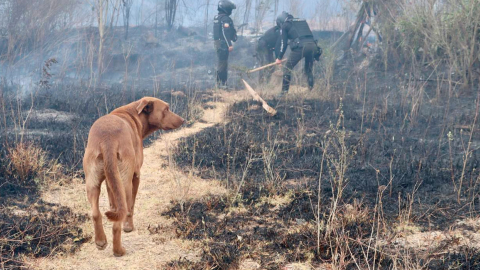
[247,59,286,74]
[242,79,277,116]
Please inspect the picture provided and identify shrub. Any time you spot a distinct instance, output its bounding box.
[381,0,480,85]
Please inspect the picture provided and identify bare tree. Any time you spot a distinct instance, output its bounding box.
[242,0,252,34]
[289,0,303,17]
[0,0,78,61]
[155,0,160,37]
[165,0,178,31]
[122,0,133,40]
[204,0,210,41]
[109,0,121,31]
[273,0,279,23]
[92,0,121,78]
[95,0,108,77]
[254,0,272,33]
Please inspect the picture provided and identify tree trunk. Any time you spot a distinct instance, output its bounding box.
[345,3,366,52]
[165,0,178,31]
[204,0,210,42]
[96,0,108,79]
[122,0,133,40]
[109,0,121,32]
[155,0,159,37]
[242,0,252,35]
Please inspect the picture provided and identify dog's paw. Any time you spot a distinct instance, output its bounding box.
[113,246,126,257]
[123,219,134,233]
[95,240,108,250]
[123,225,134,233]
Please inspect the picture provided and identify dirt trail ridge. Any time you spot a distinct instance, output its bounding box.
[28,90,247,270]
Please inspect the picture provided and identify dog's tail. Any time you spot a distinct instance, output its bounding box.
[101,143,127,222]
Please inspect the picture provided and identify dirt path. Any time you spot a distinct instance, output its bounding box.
[29,91,245,270]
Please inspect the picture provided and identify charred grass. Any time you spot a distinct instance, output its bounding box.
[165,65,480,268]
[0,81,203,172]
[163,186,385,269]
[0,196,89,269]
[0,81,205,268]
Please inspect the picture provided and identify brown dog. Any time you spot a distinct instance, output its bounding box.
[83,97,184,256]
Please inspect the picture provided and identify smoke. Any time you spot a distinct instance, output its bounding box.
[0,0,352,93]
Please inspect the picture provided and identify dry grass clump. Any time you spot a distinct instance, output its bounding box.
[4,142,62,189]
[0,142,84,269]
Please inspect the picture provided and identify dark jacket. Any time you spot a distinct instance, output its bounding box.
[258,26,280,51]
[214,12,237,47]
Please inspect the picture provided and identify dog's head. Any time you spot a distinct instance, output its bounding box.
[136,97,185,131]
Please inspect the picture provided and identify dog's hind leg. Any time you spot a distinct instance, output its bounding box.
[104,162,128,256]
[86,176,108,250]
[112,220,126,256]
[124,172,140,232]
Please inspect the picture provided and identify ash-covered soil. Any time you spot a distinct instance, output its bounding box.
[0,195,89,269]
[162,185,383,269]
[166,63,480,268]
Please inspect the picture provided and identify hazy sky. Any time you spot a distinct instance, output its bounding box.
[118,0,351,30]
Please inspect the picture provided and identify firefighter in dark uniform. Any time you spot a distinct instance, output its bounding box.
[213,0,237,88]
[255,25,280,84]
[275,11,317,95]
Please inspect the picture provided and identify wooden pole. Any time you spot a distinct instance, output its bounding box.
[329,24,354,50]
[247,59,286,74]
[345,2,366,51]
[242,79,277,116]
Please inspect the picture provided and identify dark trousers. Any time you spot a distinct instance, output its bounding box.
[282,42,316,93]
[256,40,275,84]
[215,40,229,86]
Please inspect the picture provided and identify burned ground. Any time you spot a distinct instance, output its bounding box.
[162,185,385,269]
[0,79,204,268]
[174,81,480,214]
[166,64,480,268]
[0,15,478,268]
[163,187,480,269]
[0,195,89,269]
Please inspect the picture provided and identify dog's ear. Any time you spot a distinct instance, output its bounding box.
[136,99,154,114]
